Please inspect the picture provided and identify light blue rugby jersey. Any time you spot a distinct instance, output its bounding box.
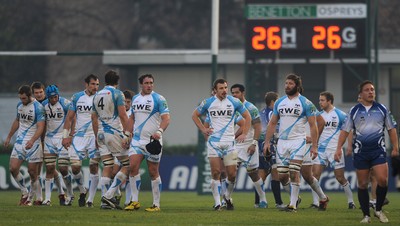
[69,91,95,137]
[273,94,317,140]
[131,91,169,142]
[205,112,243,125]
[318,107,347,153]
[259,107,269,141]
[196,95,247,142]
[15,100,45,144]
[241,100,260,143]
[342,102,397,153]
[92,86,125,134]
[42,97,70,138]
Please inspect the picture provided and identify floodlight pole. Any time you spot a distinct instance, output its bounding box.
[367,0,374,86]
[196,0,220,195]
[211,0,219,84]
[373,0,379,100]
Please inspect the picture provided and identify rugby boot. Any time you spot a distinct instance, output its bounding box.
[124,201,141,211]
[360,215,371,223]
[78,192,87,207]
[213,204,222,211]
[281,205,296,212]
[223,195,234,210]
[102,196,122,210]
[19,195,28,206]
[42,200,51,206]
[318,196,330,211]
[258,201,268,208]
[296,196,302,208]
[59,194,66,206]
[348,202,356,209]
[374,210,389,223]
[145,204,160,212]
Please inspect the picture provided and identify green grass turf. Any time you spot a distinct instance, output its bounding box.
[0,191,399,225]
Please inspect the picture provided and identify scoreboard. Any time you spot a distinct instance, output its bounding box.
[245,0,368,59]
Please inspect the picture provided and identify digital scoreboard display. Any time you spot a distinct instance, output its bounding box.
[245,0,367,59]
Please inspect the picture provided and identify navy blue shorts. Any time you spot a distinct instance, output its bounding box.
[353,150,387,170]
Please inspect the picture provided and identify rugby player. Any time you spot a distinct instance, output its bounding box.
[192,78,251,211]
[62,74,100,207]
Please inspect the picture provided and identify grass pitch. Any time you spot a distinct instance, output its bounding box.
[0,191,399,225]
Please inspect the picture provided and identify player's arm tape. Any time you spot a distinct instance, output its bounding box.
[252,139,258,146]
[156,128,164,136]
[123,131,131,137]
[63,129,71,139]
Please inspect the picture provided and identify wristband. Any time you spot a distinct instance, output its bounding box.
[156,128,164,136]
[63,129,70,139]
[123,131,131,137]
[252,139,258,146]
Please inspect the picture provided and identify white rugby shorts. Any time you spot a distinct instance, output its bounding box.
[97,131,129,157]
[276,138,307,166]
[11,140,43,163]
[206,140,238,166]
[128,138,163,163]
[313,148,345,169]
[236,141,259,170]
[69,136,99,160]
[44,137,69,159]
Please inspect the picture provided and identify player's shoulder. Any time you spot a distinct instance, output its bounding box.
[201,95,216,106]
[132,93,141,101]
[72,91,85,100]
[275,96,288,105]
[103,85,120,93]
[42,99,49,106]
[260,107,267,114]
[33,100,44,108]
[108,87,124,99]
[244,100,257,108]
[115,88,124,96]
[227,95,242,105]
[349,103,363,115]
[373,101,388,112]
[96,87,108,95]
[265,107,274,115]
[299,95,314,106]
[205,95,216,102]
[59,96,70,105]
[32,100,45,113]
[244,100,259,112]
[151,91,167,102]
[333,107,346,116]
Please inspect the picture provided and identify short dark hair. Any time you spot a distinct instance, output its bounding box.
[265,92,278,106]
[19,85,32,97]
[286,73,303,93]
[123,90,135,100]
[358,80,374,93]
[104,70,119,86]
[213,78,227,90]
[85,74,99,84]
[138,74,154,84]
[320,91,334,104]
[231,84,245,92]
[30,81,45,92]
